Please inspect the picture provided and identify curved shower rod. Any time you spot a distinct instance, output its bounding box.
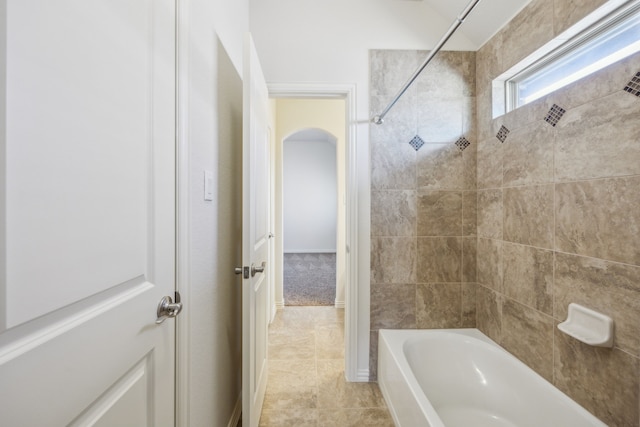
[372,0,483,125]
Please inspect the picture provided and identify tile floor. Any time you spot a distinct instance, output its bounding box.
[258,306,394,426]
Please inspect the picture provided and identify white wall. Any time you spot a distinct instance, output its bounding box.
[250,0,476,379]
[178,0,248,425]
[283,137,337,252]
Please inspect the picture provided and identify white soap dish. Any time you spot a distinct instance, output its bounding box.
[557,303,614,347]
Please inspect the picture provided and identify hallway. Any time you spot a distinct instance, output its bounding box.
[258,307,393,426]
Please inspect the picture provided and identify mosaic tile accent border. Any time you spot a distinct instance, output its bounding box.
[496,125,510,143]
[544,104,566,127]
[455,137,471,151]
[623,71,640,97]
[409,135,425,151]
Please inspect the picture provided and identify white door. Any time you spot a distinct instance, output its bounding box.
[242,33,270,427]
[0,1,177,426]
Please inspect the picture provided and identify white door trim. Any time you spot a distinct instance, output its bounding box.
[268,83,362,381]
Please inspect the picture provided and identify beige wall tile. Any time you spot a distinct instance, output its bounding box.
[503,242,553,315]
[462,137,477,190]
[371,138,416,190]
[369,49,477,378]
[370,283,416,330]
[555,252,640,357]
[371,237,416,284]
[477,285,502,344]
[370,50,419,98]
[462,191,477,237]
[473,4,640,425]
[417,96,464,142]
[503,96,554,133]
[504,185,554,249]
[477,238,503,293]
[371,190,416,237]
[369,330,379,382]
[462,237,477,283]
[370,93,417,145]
[416,283,462,329]
[556,177,640,266]
[478,189,503,239]
[501,299,554,382]
[553,328,639,427]
[462,97,477,142]
[417,237,462,283]
[476,89,494,142]
[476,32,503,95]
[477,138,503,189]
[415,51,476,98]
[416,144,463,190]
[503,121,554,187]
[417,190,462,236]
[553,0,609,36]
[462,283,477,327]
[555,92,640,181]
[500,0,555,70]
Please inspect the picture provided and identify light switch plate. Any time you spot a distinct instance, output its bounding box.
[204,170,213,201]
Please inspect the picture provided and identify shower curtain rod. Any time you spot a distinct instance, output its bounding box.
[372,0,483,125]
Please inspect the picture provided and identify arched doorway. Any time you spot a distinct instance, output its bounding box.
[283,128,338,306]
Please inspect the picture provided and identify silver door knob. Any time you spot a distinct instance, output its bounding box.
[156,292,183,324]
[251,261,266,277]
[234,267,243,275]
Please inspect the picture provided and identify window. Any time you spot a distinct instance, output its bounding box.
[505,2,640,112]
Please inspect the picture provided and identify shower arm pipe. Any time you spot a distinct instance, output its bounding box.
[372,0,483,125]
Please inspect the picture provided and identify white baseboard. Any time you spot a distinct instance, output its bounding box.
[355,368,371,382]
[226,393,242,427]
[275,300,285,310]
[334,299,345,309]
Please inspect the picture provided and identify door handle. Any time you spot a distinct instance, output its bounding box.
[251,261,266,277]
[234,263,265,279]
[156,292,183,324]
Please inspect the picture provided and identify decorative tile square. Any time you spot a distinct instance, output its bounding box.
[496,125,510,143]
[623,71,640,97]
[409,135,425,151]
[544,104,566,127]
[455,137,470,151]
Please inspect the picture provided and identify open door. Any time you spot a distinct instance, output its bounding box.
[242,34,270,427]
[0,1,177,425]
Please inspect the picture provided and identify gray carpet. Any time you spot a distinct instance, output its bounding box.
[283,253,336,306]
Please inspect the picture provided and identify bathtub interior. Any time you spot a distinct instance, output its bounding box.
[378,329,607,427]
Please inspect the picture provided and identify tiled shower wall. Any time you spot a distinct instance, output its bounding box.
[369,50,477,380]
[476,0,640,425]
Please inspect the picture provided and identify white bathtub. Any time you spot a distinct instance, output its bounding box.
[378,329,607,427]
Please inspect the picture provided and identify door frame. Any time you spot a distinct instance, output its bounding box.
[268,83,361,381]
